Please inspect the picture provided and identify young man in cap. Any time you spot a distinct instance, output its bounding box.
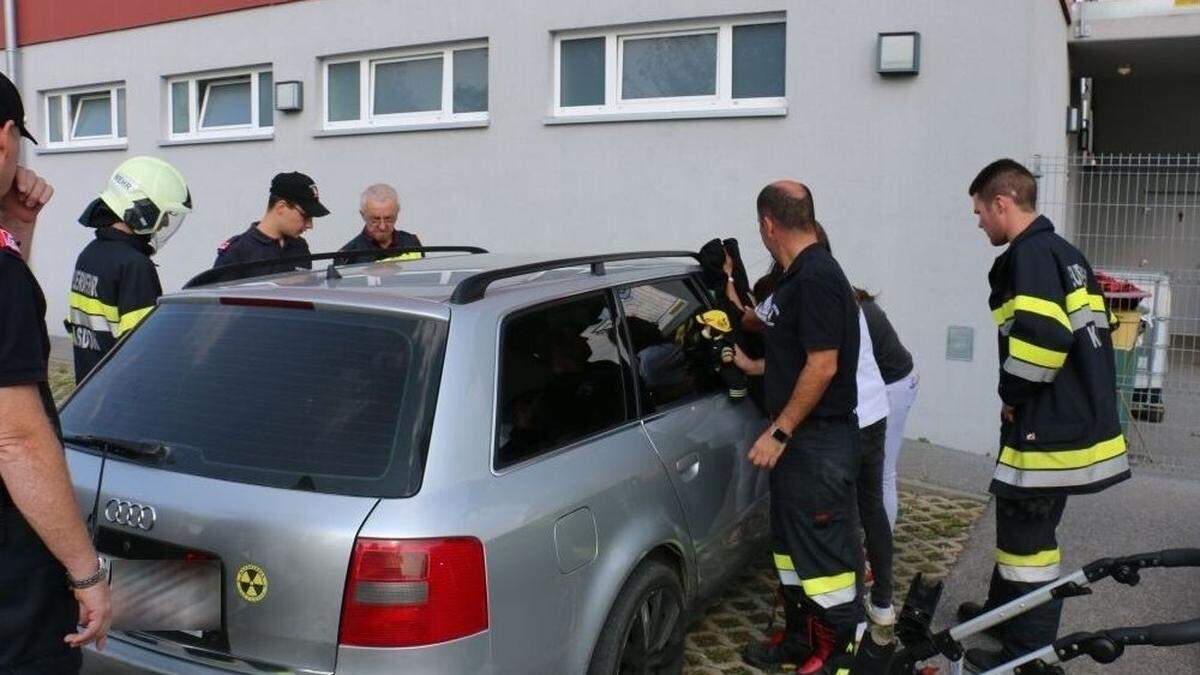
[212,171,329,277]
[0,72,112,674]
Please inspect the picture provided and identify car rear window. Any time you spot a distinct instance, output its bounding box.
[60,302,446,498]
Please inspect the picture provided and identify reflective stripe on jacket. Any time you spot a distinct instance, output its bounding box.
[987,216,1130,497]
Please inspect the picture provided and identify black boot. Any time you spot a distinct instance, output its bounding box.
[743,588,812,671]
[742,629,812,671]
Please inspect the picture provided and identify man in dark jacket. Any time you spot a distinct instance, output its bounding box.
[65,157,191,382]
[960,159,1130,671]
[0,72,111,673]
[213,171,329,277]
[338,183,422,264]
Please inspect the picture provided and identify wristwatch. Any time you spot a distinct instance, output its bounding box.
[770,426,791,445]
[67,556,109,590]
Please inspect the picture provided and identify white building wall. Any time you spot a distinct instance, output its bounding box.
[17,0,1069,454]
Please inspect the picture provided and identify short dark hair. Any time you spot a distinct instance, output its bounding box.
[757,183,815,232]
[969,159,1037,211]
[267,193,288,210]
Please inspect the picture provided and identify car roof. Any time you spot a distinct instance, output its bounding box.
[168,252,703,318]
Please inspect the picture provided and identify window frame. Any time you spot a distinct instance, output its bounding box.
[491,289,637,473]
[322,40,489,132]
[42,83,126,149]
[613,274,723,417]
[197,75,255,131]
[166,65,273,142]
[552,14,785,119]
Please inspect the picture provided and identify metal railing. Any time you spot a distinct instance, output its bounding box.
[1038,154,1200,472]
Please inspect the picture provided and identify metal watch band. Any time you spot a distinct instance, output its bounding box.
[67,556,106,590]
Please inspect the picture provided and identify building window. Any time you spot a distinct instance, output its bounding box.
[322,41,488,131]
[43,84,126,148]
[167,67,273,140]
[554,16,785,118]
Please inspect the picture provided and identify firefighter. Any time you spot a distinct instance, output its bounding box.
[65,156,192,383]
[960,159,1130,671]
[736,181,863,675]
[212,171,329,276]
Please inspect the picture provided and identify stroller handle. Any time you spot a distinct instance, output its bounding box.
[1085,548,1200,583]
[1050,616,1200,667]
[1109,616,1200,648]
[1156,548,1200,568]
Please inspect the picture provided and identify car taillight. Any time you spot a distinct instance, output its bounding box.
[339,538,488,648]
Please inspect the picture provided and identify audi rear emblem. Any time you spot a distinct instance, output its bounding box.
[104,499,157,531]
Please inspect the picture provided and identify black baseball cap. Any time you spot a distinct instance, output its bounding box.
[270,171,329,217]
[0,72,37,144]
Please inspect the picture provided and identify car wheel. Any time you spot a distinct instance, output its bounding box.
[588,558,686,675]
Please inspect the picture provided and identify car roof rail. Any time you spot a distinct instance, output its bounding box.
[183,246,489,289]
[449,250,700,305]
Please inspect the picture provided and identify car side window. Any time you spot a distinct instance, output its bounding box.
[617,278,719,414]
[495,292,633,470]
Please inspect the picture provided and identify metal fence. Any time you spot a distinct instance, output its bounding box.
[1037,154,1200,472]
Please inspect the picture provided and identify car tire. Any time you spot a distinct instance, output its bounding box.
[587,558,687,675]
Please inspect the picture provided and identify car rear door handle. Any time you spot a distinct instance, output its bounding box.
[675,453,700,482]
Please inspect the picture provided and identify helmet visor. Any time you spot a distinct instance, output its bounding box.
[150,211,187,252]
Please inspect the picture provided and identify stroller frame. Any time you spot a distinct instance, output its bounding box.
[886,548,1200,674]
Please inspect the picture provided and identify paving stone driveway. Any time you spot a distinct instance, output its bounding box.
[684,490,987,674]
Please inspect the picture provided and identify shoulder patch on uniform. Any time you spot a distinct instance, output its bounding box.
[218,237,236,252]
[0,227,20,255]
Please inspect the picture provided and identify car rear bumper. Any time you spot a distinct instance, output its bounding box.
[83,631,493,674]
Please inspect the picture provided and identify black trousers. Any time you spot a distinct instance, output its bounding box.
[770,417,863,636]
[983,495,1068,656]
[0,502,81,675]
[855,418,893,608]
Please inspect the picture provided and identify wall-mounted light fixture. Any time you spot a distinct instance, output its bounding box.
[274,80,303,112]
[877,31,921,75]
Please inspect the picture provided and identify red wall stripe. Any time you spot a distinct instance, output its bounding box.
[0,0,305,47]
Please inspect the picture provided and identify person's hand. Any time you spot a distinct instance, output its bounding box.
[65,582,112,650]
[0,166,53,227]
[1001,404,1015,422]
[722,252,734,277]
[748,426,786,469]
[733,344,755,373]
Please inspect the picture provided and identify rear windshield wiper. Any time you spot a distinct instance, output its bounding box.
[63,434,171,462]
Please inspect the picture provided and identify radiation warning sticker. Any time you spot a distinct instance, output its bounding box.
[235,563,268,603]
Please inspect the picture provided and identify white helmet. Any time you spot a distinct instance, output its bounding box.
[98,156,192,251]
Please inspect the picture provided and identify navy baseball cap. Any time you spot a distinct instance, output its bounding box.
[0,72,37,144]
[270,171,329,217]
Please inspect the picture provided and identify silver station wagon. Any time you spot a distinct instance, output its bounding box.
[64,250,770,674]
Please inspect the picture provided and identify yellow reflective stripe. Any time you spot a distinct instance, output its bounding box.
[1008,337,1068,369]
[996,548,1061,568]
[800,571,855,597]
[999,434,1126,471]
[992,300,1015,326]
[378,252,423,262]
[68,291,119,323]
[115,306,154,337]
[1065,287,1090,313]
[773,553,795,571]
[1013,295,1071,332]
